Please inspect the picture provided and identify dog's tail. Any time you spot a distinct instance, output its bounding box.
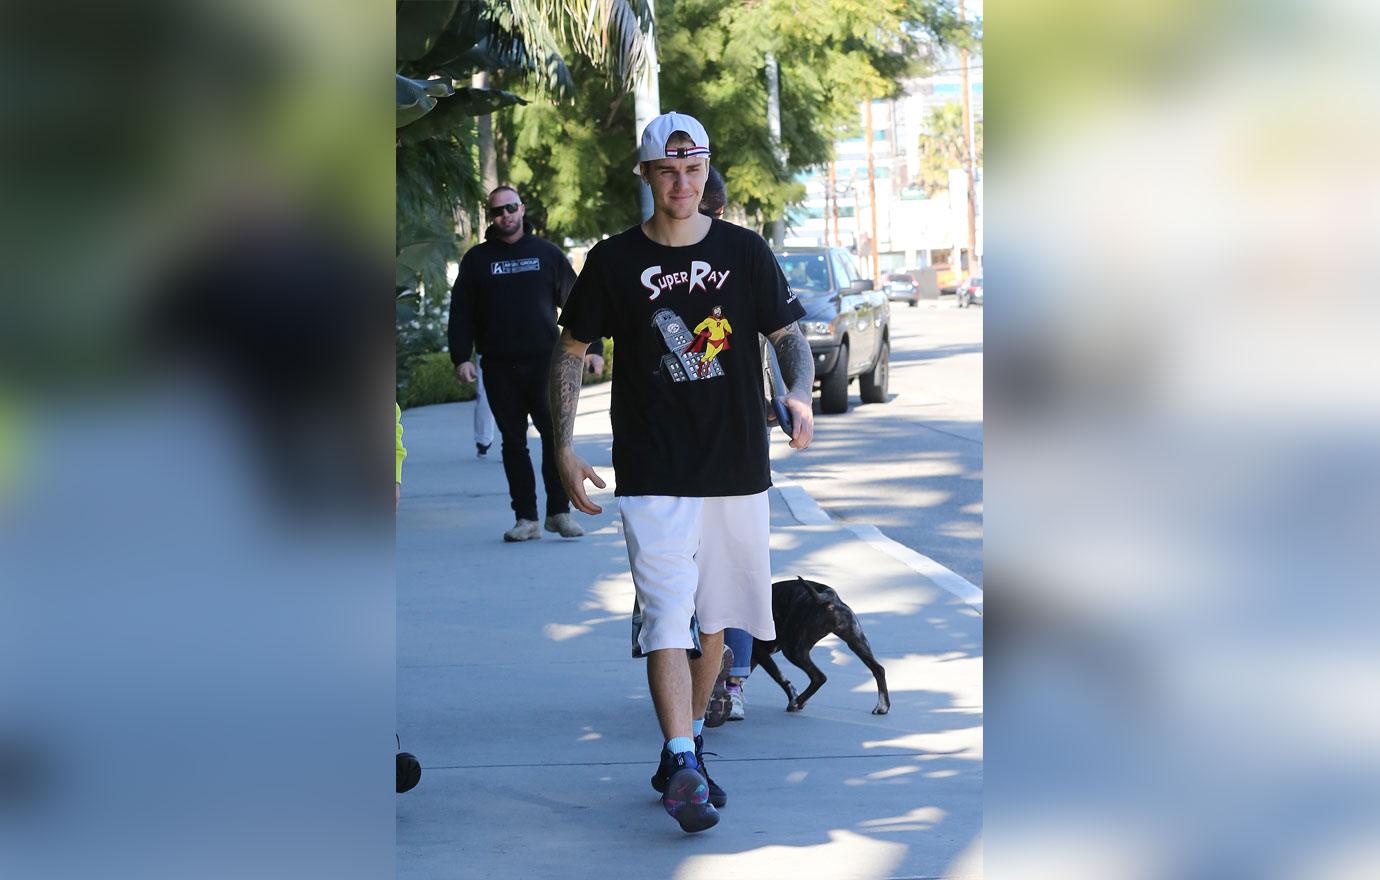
[797,576,825,602]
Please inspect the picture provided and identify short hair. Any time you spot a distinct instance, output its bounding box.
[488,185,520,203]
[638,130,705,179]
[664,129,696,149]
[699,166,726,217]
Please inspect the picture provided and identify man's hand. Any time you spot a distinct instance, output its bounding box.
[395,483,401,512]
[556,448,606,515]
[784,397,814,450]
[455,361,477,383]
[766,323,816,448]
[583,354,605,376]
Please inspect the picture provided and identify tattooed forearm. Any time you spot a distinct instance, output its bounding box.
[768,322,815,404]
[549,337,587,449]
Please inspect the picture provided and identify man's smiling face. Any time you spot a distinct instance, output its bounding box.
[645,155,708,221]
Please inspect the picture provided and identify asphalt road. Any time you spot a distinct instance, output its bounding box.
[770,298,984,587]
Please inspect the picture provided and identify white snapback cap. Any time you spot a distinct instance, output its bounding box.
[636,111,711,164]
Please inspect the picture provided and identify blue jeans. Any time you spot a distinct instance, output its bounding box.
[724,628,753,679]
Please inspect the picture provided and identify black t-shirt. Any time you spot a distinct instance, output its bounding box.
[559,219,805,497]
[447,230,579,363]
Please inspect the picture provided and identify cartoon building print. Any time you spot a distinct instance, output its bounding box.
[651,308,725,382]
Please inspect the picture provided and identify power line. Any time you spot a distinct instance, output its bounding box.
[920,64,983,75]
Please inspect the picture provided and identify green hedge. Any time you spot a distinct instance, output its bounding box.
[399,339,614,410]
[583,338,614,385]
[398,352,474,409]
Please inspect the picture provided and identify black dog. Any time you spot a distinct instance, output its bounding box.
[751,577,890,715]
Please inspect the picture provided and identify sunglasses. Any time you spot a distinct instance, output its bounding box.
[488,202,521,218]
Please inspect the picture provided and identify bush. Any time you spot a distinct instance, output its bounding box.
[399,339,613,409]
[399,352,475,409]
[582,338,614,385]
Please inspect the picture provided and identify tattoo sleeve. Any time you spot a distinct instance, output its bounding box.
[549,338,587,449]
[768,322,815,404]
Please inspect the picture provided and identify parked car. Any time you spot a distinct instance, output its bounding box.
[885,266,940,306]
[774,246,892,414]
[956,274,983,308]
[883,271,917,306]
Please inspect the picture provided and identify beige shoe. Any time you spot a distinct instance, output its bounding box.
[544,512,585,538]
[503,519,541,542]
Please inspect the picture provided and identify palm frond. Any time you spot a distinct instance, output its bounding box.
[505,0,651,91]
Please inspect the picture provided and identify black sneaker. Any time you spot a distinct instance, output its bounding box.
[651,739,726,808]
[475,442,491,459]
[656,751,719,833]
[694,735,727,807]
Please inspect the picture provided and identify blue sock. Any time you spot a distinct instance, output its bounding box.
[666,736,695,756]
[692,718,704,737]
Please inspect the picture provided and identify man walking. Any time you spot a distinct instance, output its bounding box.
[449,186,603,542]
[548,112,816,832]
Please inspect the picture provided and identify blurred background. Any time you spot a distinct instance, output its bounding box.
[985,0,1380,877]
[0,2,393,878]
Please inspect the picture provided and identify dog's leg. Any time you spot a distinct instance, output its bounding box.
[781,644,828,711]
[837,627,890,715]
[752,648,799,711]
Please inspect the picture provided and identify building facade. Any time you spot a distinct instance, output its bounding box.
[784,57,983,279]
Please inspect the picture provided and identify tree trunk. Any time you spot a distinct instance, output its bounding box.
[766,50,785,249]
[473,71,499,195]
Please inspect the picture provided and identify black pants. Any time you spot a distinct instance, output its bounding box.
[481,355,569,521]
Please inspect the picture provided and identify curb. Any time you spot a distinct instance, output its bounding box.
[771,471,983,612]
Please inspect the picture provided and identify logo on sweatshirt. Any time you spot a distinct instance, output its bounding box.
[492,258,541,276]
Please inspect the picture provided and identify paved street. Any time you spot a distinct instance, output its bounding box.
[396,353,983,878]
[772,299,984,586]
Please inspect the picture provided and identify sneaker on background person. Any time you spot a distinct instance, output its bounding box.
[503,518,541,542]
[544,512,585,538]
[704,645,735,728]
[722,627,754,722]
[725,681,745,721]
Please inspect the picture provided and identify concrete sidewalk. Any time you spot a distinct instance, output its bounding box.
[397,382,983,879]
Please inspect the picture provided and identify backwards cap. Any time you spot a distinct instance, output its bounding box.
[636,111,711,164]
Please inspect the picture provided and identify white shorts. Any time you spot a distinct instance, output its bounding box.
[620,492,775,655]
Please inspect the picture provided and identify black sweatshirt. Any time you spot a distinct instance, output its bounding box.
[447,223,600,363]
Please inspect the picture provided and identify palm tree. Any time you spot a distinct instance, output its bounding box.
[915,102,982,198]
[395,0,651,330]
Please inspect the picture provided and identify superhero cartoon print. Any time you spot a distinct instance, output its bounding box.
[651,306,734,383]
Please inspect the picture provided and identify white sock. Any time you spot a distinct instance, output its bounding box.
[666,736,695,756]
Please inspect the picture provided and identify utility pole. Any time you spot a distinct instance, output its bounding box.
[765,50,785,248]
[851,178,861,253]
[864,99,880,279]
[959,0,979,278]
[827,160,838,246]
[634,0,661,221]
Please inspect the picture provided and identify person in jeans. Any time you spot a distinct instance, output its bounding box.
[549,113,815,832]
[697,166,752,726]
[448,186,604,541]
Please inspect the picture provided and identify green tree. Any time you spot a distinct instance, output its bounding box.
[915,101,982,197]
[496,55,644,243]
[655,0,972,234]
[394,0,650,333]
[486,0,976,245]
